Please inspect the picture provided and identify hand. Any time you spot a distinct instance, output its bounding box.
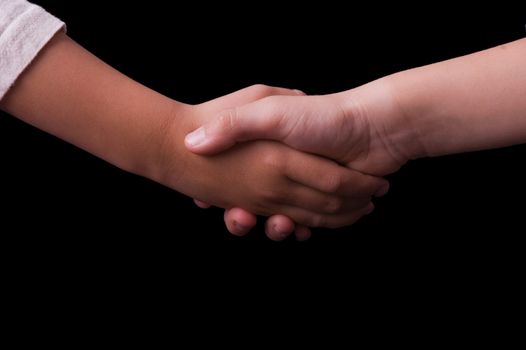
[156,85,388,229]
[185,79,419,238]
[189,86,330,240]
[185,79,416,175]
[189,84,301,229]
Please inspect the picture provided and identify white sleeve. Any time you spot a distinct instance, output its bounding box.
[0,0,65,100]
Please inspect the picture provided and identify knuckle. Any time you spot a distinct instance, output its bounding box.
[258,186,283,205]
[322,173,344,194]
[308,215,326,228]
[264,96,284,113]
[324,197,343,214]
[267,189,286,204]
[366,178,384,194]
[260,148,285,170]
[248,84,273,98]
[218,108,238,131]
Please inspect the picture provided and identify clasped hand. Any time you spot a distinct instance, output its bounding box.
[183,81,412,241]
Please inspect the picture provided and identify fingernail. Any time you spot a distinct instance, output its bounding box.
[365,203,375,215]
[234,221,248,230]
[272,224,288,241]
[375,183,390,197]
[185,127,206,147]
[232,221,249,235]
[293,89,305,95]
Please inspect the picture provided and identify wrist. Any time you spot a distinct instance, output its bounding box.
[335,76,426,172]
[355,74,429,161]
[385,70,435,159]
[127,99,191,184]
[142,102,244,206]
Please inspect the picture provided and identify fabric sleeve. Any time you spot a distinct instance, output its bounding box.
[0,0,65,100]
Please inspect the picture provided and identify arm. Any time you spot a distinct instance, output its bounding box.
[186,38,526,235]
[1,32,177,177]
[186,38,526,174]
[388,37,526,158]
[1,32,386,229]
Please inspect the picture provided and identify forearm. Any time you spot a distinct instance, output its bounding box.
[0,32,186,178]
[389,38,526,157]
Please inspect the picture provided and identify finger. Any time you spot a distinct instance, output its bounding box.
[280,180,370,214]
[202,84,304,112]
[276,202,375,228]
[264,215,296,241]
[294,225,312,242]
[185,95,294,154]
[318,202,374,228]
[194,199,211,208]
[284,152,389,197]
[223,208,258,236]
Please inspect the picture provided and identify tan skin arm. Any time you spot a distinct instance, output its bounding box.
[1,32,178,177]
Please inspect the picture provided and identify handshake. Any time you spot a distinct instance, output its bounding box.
[3,32,526,241]
[179,37,526,240]
[179,83,405,241]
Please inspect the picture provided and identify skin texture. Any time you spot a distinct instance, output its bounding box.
[187,38,526,239]
[0,33,388,231]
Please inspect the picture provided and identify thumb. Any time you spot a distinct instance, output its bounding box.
[185,97,289,155]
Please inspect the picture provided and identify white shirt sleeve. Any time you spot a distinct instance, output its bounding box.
[0,0,65,100]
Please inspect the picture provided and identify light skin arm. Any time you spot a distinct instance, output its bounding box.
[187,38,526,235]
[1,32,387,230]
[389,37,526,158]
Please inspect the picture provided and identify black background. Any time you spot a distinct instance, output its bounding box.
[2,1,525,304]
